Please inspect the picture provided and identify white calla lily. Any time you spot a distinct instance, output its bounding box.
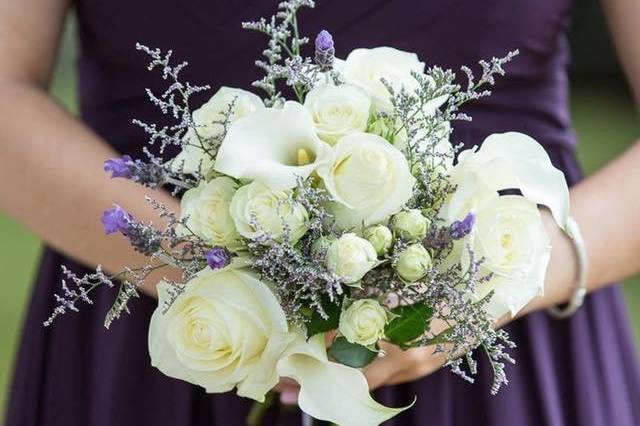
[452,132,570,231]
[214,101,332,190]
[278,334,411,426]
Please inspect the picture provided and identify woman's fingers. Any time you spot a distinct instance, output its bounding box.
[274,377,300,405]
[362,341,406,390]
[363,342,449,390]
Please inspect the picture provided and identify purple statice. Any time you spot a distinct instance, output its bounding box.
[205,247,231,270]
[314,30,335,71]
[101,205,133,235]
[450,212,475,240]
[104,155,134,178]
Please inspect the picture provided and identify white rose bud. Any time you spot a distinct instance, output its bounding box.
[339,299,388,346]
[304,84,371,145]
[391,209,430,242]
[179,177,242,250]
[229,181,309,244]
[362,225,393,256]
[326,233,378,284]
[395,243,432,282]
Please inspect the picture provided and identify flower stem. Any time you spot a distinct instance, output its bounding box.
[246,391,276,426]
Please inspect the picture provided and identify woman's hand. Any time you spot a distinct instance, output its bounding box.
[363,341,448,390]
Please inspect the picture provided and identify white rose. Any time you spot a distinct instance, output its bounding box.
[339,47,425,112]
[304,84,371,145]
[362,225,393,256]
[229,181,309,243]
[215,101,332,190]
[316,132,415,229]
[395,243,432,283]
[326,233,378,284]
[179,176,242,250]
[149,265,293,399]
[391,209,430,242]
[173,87,264,174]
[470,195,551,319]
[149,264,408,425]
[339,299,388,346]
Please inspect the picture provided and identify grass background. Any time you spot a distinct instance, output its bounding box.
[1,9,639,422]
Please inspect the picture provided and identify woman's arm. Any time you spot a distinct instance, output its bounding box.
[0,0,180,296]
[359,0,640,390]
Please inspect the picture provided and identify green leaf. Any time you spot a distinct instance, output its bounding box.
[305,297,342,338]
[384,302,433,346]
[328,337,378,368]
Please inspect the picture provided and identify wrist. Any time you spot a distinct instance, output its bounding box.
[522,209,576,315]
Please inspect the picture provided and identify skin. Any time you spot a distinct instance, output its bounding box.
[0,0,638,407]
[0,0,181,296]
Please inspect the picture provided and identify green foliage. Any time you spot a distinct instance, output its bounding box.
[384,302,433,346]
[305,296,342,338]
[328,336,377,368]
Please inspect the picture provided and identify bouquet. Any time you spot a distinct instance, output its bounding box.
[45,1,573,425]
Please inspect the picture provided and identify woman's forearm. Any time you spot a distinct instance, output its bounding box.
[572,141,640,288]
[0,80,181,296]
[527,141,640,313]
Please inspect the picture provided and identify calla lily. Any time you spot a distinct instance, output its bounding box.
[214,101,332,190]
[278,333,412,426]
[452,132,570,231]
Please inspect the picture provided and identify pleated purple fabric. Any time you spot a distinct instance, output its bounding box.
[6,1,640,425]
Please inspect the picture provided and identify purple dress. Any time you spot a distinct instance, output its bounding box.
[6,1,640,425]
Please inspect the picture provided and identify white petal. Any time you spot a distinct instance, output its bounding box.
[214,101,332,190]
[481,242,551,319]
[236,331,295,402]
[455,132,570,231]
[278,334,411,426]
[316,132,415,229]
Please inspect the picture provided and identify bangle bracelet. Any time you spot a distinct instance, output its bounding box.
[547,217,588,319]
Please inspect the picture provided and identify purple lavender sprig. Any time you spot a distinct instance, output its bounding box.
[314,30,335,72]
[205,247,231,270]
[450,212,476,240]
[101,205,134,235]
[104,155,166,189]
[101,205,162,256]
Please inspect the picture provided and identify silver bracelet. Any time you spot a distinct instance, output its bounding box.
[547,217,588,319]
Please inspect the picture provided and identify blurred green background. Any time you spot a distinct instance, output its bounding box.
[1,3,639,421]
